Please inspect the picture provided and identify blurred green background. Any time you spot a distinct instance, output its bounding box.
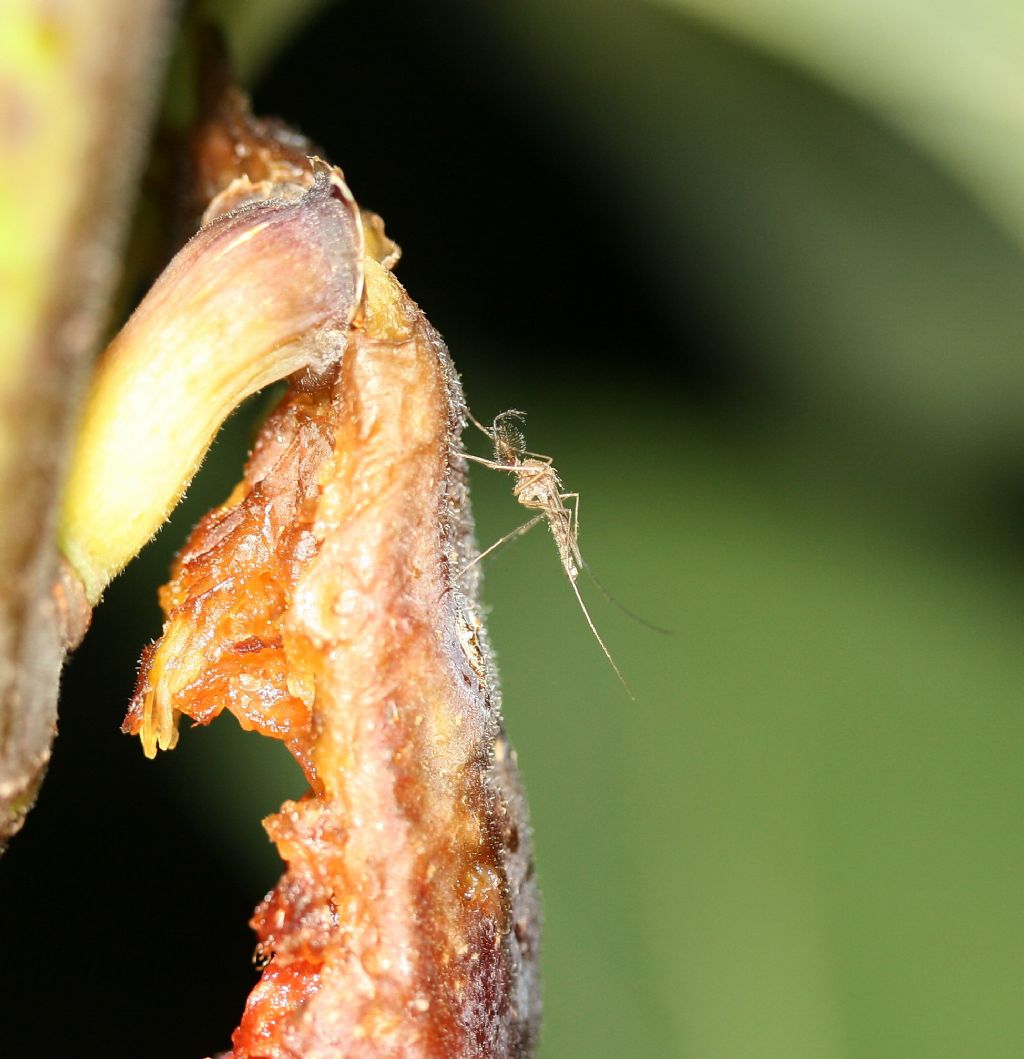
[4,1,1024,1056]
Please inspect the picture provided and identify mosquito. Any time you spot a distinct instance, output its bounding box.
[462,408,635,698]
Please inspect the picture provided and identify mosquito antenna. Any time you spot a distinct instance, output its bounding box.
[492,409,527,428]
[581,560,673,635]
[490,410,528,464]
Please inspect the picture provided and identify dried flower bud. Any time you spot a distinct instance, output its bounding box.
[59,168,363,603]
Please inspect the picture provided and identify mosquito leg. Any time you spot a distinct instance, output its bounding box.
[579,561,673,635]
[464,408,495,440]
[560,491,580,540]
[463,453,512,472]
[565,569,635,700]
[558,490,670,633]
[459,515,544,577]
[558,492,585,575]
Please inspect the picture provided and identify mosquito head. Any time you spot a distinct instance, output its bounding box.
[491,410,527,465]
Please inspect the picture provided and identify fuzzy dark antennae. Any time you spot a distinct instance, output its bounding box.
[491,410,527,463]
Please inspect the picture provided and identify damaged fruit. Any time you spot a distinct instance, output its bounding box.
[104,70,540,1058]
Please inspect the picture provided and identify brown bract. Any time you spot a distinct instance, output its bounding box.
[124,87,540,1057]
[189,42,398,269]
